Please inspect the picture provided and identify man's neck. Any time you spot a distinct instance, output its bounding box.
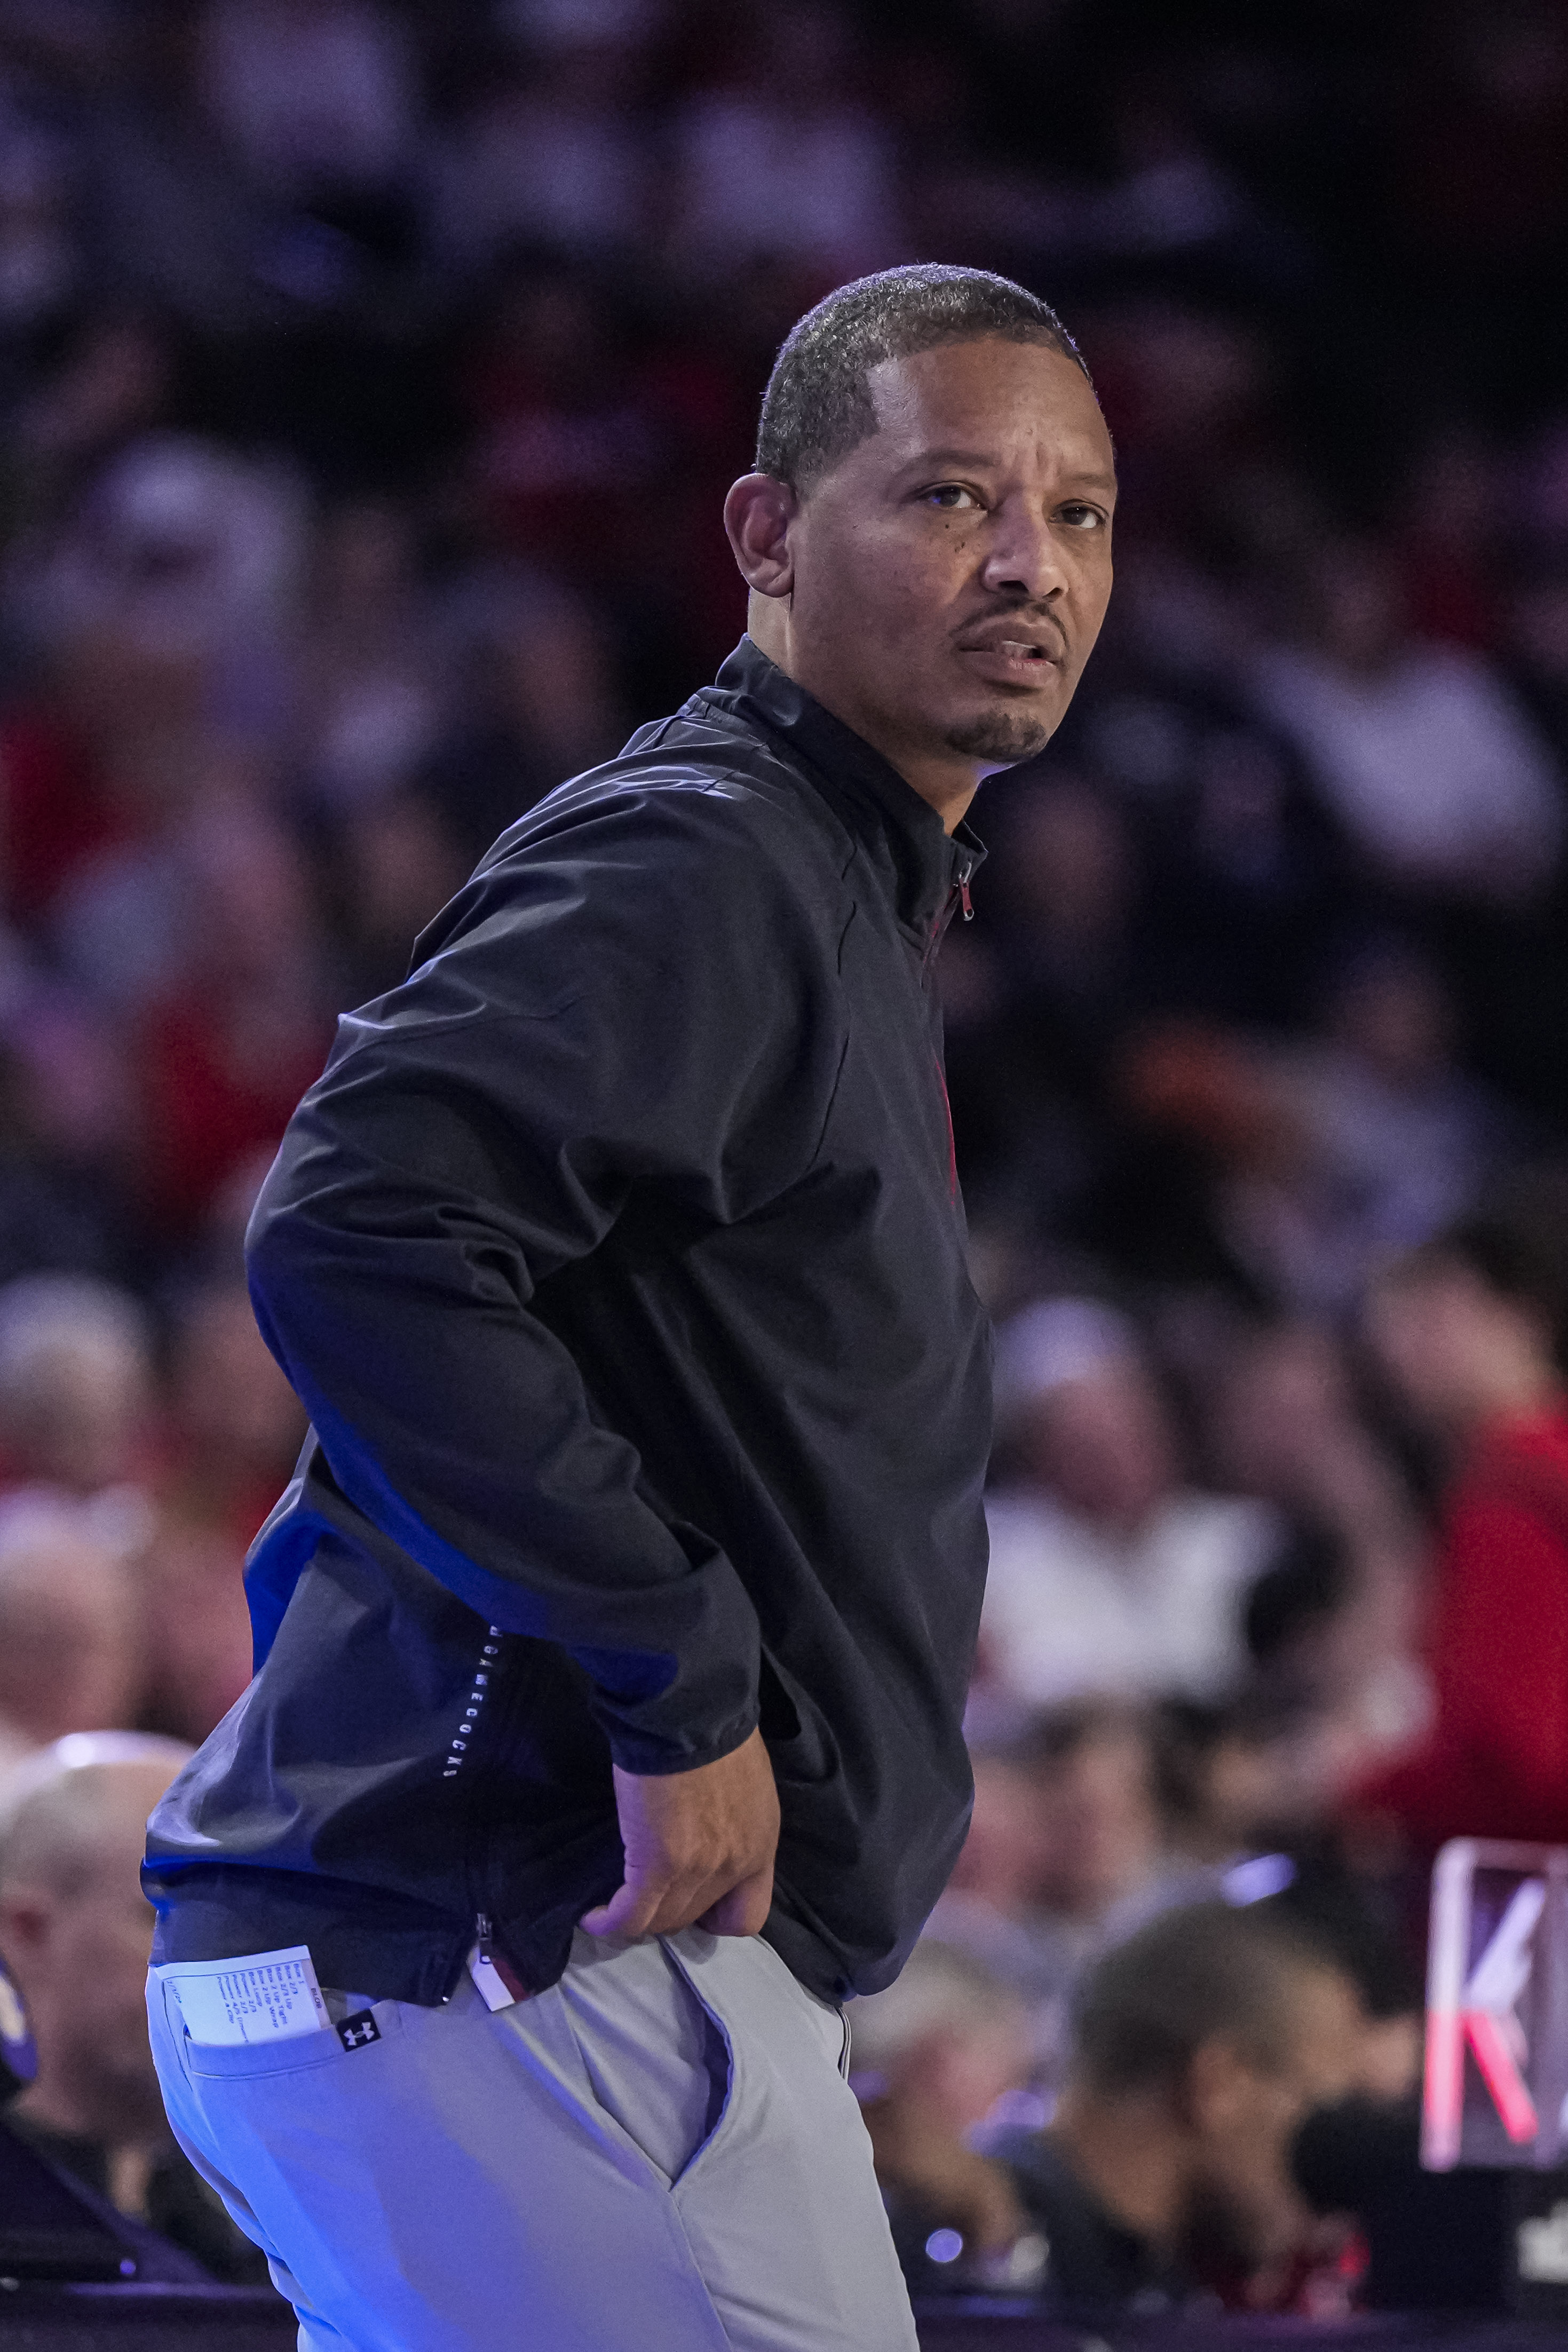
[1047,2087,1187,2253]
[742,614,979,835]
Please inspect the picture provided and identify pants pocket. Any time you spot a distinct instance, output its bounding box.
[553,1932,730,2188]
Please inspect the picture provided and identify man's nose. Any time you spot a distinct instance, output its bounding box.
[980,503,1069,603]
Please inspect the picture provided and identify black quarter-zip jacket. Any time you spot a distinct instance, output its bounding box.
[144,638,993,2006]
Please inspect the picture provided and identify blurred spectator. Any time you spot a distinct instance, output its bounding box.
[427,25,655,272]
[1248,536,1562,908]
[0,624,204,933]
[0,1496,141,1776]
[932,1703,1170,2079]
[195,1,417,209]
[1355,1183,1568,1849]
[991,1902,1365,2310]
[457,265,661,589]
[133,791,332,1233]
[14,434,306,727]
[1207,1318,1415,1578]
[0,1730,270,2281]
[141,1280,303,1743]
[940,1712,1185,2079]
[979,1299,1278,1708]
[420,565,628,865]
[291,497,442,812]
[667,6,905,285]
[0,1272,151,1496]
[1274,947,1510,1288]
[877,1901,1365,2309]
[325,782,471,1007]
[0,1034,135,1289]
[3,312,175,532]
[850,1941,1039,2293]
[1108,970,1511,1318]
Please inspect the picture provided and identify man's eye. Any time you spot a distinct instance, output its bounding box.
[923,485,980,510]
[1060,504,1107,530]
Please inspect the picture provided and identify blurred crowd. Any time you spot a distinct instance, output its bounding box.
[4,0,1568,2321]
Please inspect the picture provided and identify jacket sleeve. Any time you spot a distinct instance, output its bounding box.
[245,780,845,1775]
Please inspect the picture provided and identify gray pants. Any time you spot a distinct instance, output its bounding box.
[147,1927,917,2352]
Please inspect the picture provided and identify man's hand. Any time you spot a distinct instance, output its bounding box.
[580,1727,780,1940]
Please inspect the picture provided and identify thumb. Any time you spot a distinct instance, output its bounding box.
[580,1879,660,1938]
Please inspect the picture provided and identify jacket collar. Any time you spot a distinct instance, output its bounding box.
[704,638,986,941]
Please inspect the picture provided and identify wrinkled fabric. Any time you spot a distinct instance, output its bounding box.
[146,638,992,2007]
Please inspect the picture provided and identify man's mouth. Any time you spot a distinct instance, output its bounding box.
[954,629,1065,680]
[954,615,1066,663]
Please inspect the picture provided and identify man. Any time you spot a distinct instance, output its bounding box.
[0,1731,269,2282]
[993,1900,1364,2307]
[143,263,1117,2350]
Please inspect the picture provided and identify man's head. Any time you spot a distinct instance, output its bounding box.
[726,266,1115,829]
[0,1733,192,2145]
[1055,1900,1363,2274]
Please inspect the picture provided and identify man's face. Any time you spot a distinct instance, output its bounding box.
[1186,1965,1364,2273]
[782,337,1116,782]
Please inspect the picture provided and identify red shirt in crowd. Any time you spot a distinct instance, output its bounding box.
[1356,1407,1568,1849]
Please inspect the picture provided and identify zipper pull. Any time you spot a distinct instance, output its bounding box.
[470,1914,518,2012]
[959,875,973,921]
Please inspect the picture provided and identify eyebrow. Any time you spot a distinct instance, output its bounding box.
[898,448,1119,492]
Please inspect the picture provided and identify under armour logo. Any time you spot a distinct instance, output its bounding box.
[337,2012,381,2051]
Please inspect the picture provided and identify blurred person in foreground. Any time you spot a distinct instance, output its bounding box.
[1354,1184,1568,1851]
[866,1900,1364,2311]
[141,265,1118,2351]
[0,1732,268,2283]
[978,1297,1278,1710]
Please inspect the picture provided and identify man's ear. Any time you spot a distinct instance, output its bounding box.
[724,473,797,600]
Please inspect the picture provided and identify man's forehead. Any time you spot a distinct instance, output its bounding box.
[862,337,1112,471]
